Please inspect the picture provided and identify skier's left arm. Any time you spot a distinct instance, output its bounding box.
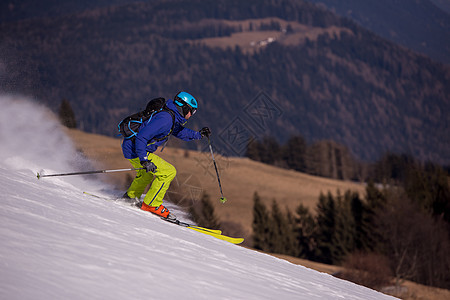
[173,124,210,141]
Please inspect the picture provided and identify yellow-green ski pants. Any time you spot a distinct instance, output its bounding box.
[126,153,176,207]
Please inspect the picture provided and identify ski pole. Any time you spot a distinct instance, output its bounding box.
[37,167,143,179]
[207,136,227,203]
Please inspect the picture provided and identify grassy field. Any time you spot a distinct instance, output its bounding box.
[66,128,450,300]
[191,17,353,53]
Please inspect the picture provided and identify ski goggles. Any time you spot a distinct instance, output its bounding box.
[175,97,197,116]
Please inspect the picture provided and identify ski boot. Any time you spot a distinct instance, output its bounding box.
[141,202,176,220]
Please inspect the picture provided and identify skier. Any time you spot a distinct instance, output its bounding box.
[121,91,211,220]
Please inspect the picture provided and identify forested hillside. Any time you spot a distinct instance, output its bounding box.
[431,0,450,13]
[1,0,449,164]
[306,0,450,64]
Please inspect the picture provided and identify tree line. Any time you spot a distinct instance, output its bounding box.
[246,134,450,184]
[246,135,361,180]
[250,158,450,290]
[190,148,450,289]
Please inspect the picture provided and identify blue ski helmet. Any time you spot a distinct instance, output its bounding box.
[174,91,198,117]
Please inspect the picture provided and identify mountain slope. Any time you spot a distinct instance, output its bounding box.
[0,97,397,299]
[0,0,137,23]
[306,0,450,64]
[430,0,450,13]
[1,0,448,165]
[1,167,397,299]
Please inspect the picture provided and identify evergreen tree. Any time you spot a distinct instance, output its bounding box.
[349,191,369,251]
[245,138,261,161]
[332,192,356,263]
[58,99,77,128]
[268,200,290,254]
[260,136,281,165]
[199,193,220,229]
[295,203,316,259]
[252,192,271,251]
[314,192,336,264]
[372,153,415,183]
[246,136,282,166]
[364,181,386,251]
[282,135,307,172]
[285,208,300,257]
[404,162,450,223]
[189,193,220,229]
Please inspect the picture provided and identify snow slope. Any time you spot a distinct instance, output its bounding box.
[0,96,397,299]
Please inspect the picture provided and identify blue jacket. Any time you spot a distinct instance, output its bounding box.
[122,99,202,160]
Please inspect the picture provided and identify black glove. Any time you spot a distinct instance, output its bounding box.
[141,160,157,173]
[200,127,211,138]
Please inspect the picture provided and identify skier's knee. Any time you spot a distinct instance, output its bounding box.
[168,164,177,180]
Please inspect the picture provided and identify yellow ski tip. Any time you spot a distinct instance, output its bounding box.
[187,226,244,244]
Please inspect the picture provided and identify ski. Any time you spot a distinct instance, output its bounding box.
[161,218,244,244]
[83,192,243,244]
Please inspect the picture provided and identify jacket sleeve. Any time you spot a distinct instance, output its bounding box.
[135,114,172,161]
[172,123,202,141]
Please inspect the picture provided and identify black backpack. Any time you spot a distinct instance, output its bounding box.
[118,97,175,141]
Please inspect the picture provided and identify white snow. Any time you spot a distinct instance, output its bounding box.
[0,95,397,299]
